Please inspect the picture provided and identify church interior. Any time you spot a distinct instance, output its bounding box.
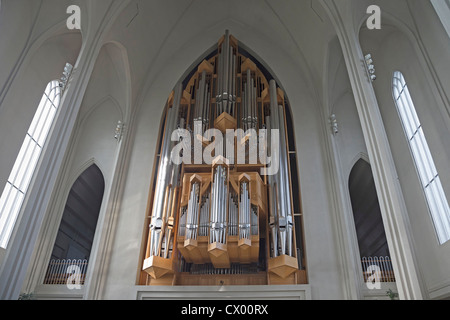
[0,0,450,300]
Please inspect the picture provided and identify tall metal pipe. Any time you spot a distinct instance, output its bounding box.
[266,114,278,257]
[223,184,228,244]
[223,31,230,113]
[239,182,251,240]
[210,168,218,243]
[198,70,205,120]
[269,80,287,256]
[216,167,222,243]
[216,30,236,116]
[278,105,294,256]
[148,83,182,257]
[230,194,238,236]
[209,165,228,244]
[251,207,258,236]
[231,53,236,117]
[187,182,200,241]
[252,82,257,128]
[267,79,294,257]
[217,49,223,113]
[219,168,225,243]
[246,69,251,128]
[204,84,210,131]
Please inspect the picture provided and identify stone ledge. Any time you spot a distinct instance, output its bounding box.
[136,284,311,300]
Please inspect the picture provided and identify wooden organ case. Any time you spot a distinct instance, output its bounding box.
[140,31,307,286]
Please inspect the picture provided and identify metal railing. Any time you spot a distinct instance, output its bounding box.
[361,256,396,283]
[44,259,88,285]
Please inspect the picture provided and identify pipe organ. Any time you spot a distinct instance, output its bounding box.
[141,31,306,286]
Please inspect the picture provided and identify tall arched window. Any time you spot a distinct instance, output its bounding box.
[0,80,62,248]
[392,71,450,244]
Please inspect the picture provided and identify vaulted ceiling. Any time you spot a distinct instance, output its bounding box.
[102,0,337,112]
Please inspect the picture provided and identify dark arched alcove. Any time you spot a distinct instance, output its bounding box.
[44,164,104,285]
[349,159,389,258]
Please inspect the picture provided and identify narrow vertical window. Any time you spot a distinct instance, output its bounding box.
[0,80,62,248]
[393,71,450,244]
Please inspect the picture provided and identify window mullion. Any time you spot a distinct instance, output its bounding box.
[8,135,34,187]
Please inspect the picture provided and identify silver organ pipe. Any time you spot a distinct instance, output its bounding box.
[161,116,185,259]
[195,70,210,136]
[242,68,257,130]
[148,83,183,258]
[216,30,236,116]
[209,165,228,245]
[199,194,210,237]
[178,207,187,237]
[278,105,294,256]
[239,181,251,240]
[223,32,229,111]
[229,193,238,236]
[186,182,200,241]
[251,207,258,236]
[268,80,294,258]
[266,92,278,257]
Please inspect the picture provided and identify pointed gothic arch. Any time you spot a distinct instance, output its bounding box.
[44,164,105,285]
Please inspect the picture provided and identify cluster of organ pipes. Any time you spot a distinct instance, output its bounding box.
[177,184,259,241]
[239,181,251,240]
[228,194,258,237]
[242,68,258,131]
[185,182,200,241]
[216,30,237,117]
[209,165,229,245]
[146,83,183,260]
[267,80,294,258]
[199,195,210,237]
[228,193,239,236]
[194,70,211,135]
[143,30,301,283]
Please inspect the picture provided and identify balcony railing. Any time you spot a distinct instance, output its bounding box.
[361,256,396,283]
[44,259,88,285]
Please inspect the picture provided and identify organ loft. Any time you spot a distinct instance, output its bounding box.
[140,31,307,286]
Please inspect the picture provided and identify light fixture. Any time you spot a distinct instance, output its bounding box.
[364,54,377,82]
[59,63,74,91]
[115,120,124,142]
[329,114,338,136]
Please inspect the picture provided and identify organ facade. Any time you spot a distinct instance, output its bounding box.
[140,31,306,286]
